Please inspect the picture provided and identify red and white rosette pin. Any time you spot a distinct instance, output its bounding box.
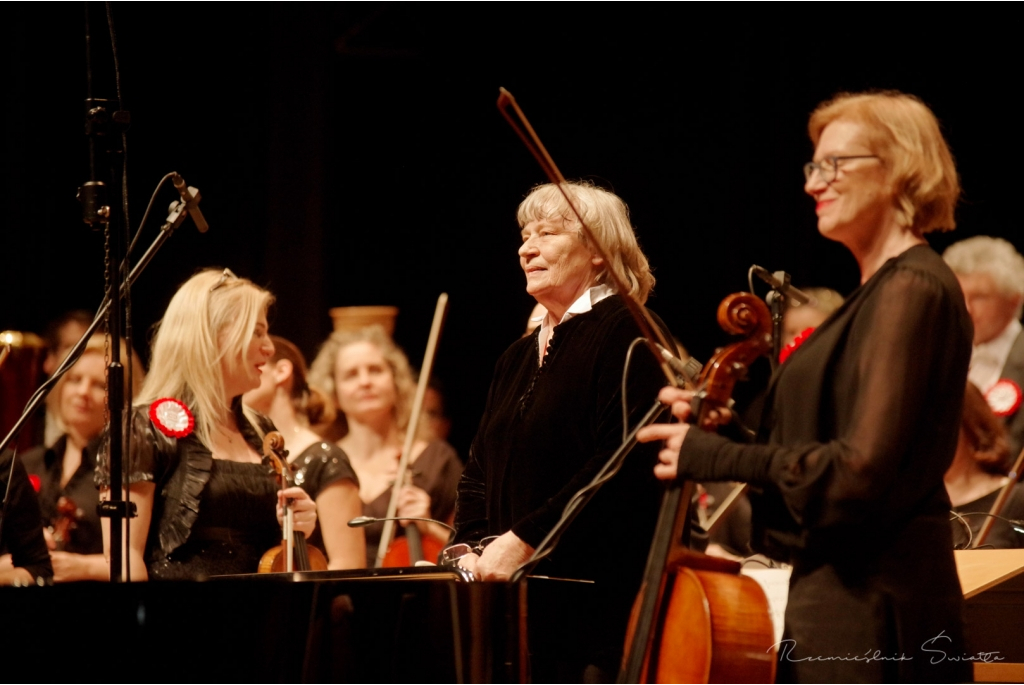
[779,327,816,365]
[985,379,1023,418]
[149,398,195,438]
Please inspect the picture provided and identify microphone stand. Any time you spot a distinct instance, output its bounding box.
[0,199,195,560]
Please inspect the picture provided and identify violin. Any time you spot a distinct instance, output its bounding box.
[258,431,328,573]
[380,471,446,568]
[51,495,82,551]
[376,293,449,568]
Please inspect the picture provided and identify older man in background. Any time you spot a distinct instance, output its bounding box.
[944,236,1024,457]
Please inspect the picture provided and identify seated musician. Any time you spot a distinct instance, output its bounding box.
[98,269,317,580]
[452,181,666,677]
[948,381,1024,548]
[243,335,366,569]
[309,326,461,567]
[21,334,143,581]
[0,451,52,585]
[638,91,971,682]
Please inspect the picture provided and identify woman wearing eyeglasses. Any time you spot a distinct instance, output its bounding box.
[639,92,972,683]
[98,269,318,580]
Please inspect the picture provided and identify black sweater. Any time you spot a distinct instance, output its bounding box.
[455,295,665,597]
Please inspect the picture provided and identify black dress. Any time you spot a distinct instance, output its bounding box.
[291,439,359,556]
[454,294,666,674]
[680,246,972,683]
[97,399,282,580]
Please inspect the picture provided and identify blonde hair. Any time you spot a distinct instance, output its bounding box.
[269,335,335,427]
[517,181,655,303]
[309,325,416,434]
[136,269,274,449]
[49,334,145,435]
[809,91,960,234]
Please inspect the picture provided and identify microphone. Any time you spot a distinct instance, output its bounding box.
[171,173,209,233]
[347,515,456,534]
[654,343,702,384]
[751,265,810,305]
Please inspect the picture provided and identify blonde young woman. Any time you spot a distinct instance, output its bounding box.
[99,269,317,580]
[243,335,365,569]
[310,326,461,567]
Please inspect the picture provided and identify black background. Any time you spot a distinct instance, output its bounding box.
[4,4,1019,457]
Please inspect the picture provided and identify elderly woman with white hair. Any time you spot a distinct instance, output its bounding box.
[98,269,317,580]
[452,181,668,676]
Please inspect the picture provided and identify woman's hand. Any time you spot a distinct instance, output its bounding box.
[475,531,534,581]
[396,484,431,523]
[637,386,731,482]
[456,551,481,577]
[278,486,318,538]
[50,551,109,583]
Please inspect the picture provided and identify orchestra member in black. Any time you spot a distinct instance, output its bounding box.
[98,269,317,580]
[21,335,143,581]
[453,181,665,677]
[0,450,53,585]
[639,92,971,682]
[947,382,1024,549]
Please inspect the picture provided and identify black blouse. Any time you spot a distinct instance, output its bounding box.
[21,436,103,555]
[679,245,972,682]
[455,295,665,591]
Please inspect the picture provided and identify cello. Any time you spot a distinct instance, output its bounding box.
[496,89,776,683]
[620,294,777,683]
[258,431,329,573]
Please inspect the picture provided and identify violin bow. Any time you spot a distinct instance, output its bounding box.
[376,293,449,567]
[497,87,682,389]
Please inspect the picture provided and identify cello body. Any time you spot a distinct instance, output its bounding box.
[629,555,776,683]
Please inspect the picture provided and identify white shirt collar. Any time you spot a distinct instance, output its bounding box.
[969,318,1022,392]
[536,284,616,364]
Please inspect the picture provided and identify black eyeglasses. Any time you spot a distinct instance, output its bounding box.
[803,155,879,184]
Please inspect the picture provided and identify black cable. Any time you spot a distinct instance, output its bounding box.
[950,510,1024,550]
[528,341,662,568]
[621,338,645,442]
[128,173,174,257]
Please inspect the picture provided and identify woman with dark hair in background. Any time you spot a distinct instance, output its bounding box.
[948,382,1024,548]
[244,335,365,569]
